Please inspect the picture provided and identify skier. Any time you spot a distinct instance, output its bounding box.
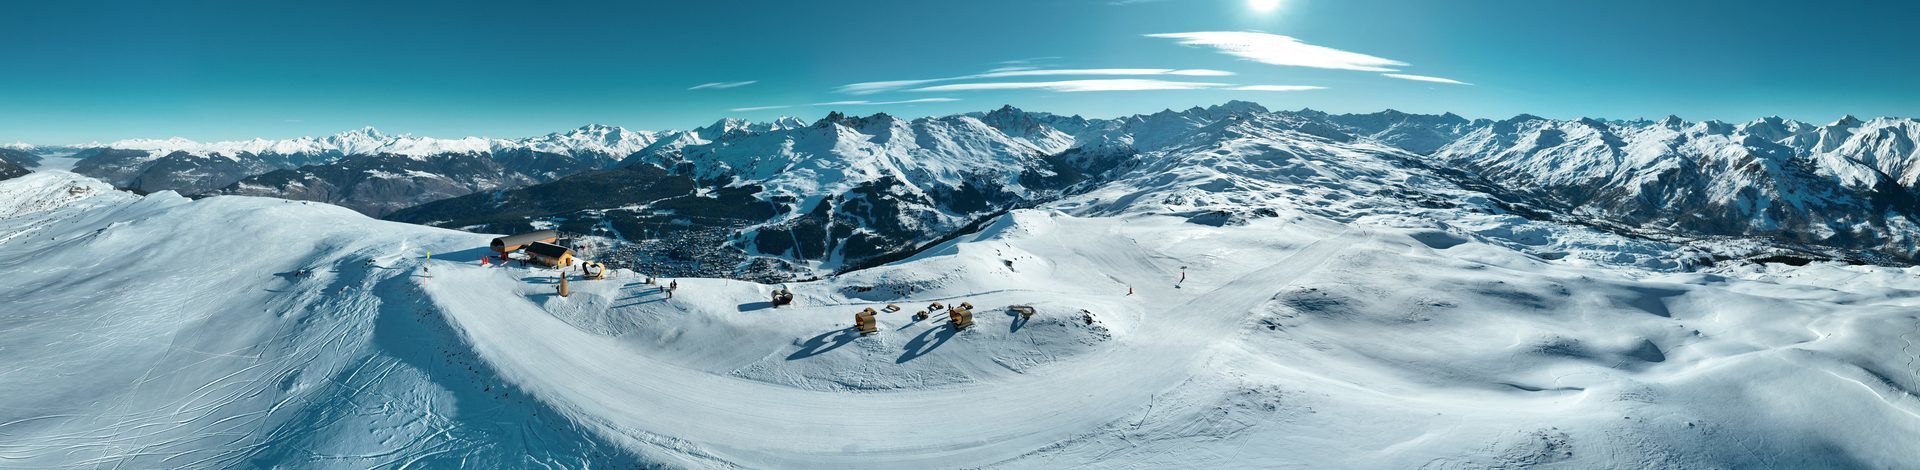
[481,255,490,266]
[1127,286,1133,296]
[667,280,677,299]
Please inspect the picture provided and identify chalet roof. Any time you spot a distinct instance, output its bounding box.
[491,230,559,250]
[525,241,571,258]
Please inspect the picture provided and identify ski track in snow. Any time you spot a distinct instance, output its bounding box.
[417,218,1361,467]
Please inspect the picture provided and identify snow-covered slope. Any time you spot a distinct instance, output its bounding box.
[3,171,1916,468]
[396,111,1091,279]
[0,172,635,467]
[1428,115,1920,260]
[384,103,1920,284]
[21,103,1920,273]
[1056,110,1692,270]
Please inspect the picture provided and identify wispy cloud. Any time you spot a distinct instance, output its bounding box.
[1381,73,1472,85]
[837,68,1234,95]
[1229,85,1327,91]
[912,79,1230,93]
[690,80,759,91]
[1146,31,1407,72]
[813,98,962,106]
[733,97,961,113]
[996,56,1062,66]
[729,105,792,112]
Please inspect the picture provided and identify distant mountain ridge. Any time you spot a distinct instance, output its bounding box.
[386,103,1920,281]
[16,103,1920,278]
[56,124,701,215]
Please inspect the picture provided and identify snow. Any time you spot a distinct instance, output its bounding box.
[1,170,1916,467]
[100,125,664,160]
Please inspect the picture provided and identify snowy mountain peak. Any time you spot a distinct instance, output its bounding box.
[571,123,621,133]
[337,126,389,140]
[1209,100,1270,115]
[1503,113,1547,124]
[692,117,804,138]
[989,104,1025,115]
[1830,115,1864,128]
[816,111,850,127]
[771,116,809,129]
[701,117,750,133]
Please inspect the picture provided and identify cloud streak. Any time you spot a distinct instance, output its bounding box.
[690,80,759,91]
[813,98,962,106]
[1381,73,1472,85]
[905,79,1322,93]
[731,97,961,113]
[1229,85,1327,91]
[1146,32,1407,72]
[837,68,1234,95]
[912,79,1230,93]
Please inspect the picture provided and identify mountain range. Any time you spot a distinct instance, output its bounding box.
[5,104,1920,467]
[11,102,1920,280]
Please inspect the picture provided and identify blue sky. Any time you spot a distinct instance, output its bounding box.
[2,0,1914,142]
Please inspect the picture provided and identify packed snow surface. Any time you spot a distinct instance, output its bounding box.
[1,171,1916,468]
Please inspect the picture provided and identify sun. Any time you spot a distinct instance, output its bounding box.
[1247,0,1283,14]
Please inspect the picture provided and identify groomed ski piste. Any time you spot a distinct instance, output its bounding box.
[2,170,1918,468]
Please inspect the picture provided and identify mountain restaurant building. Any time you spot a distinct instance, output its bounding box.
[524,241,574,268]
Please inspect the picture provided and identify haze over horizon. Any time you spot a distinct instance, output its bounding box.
[4,0,1915,142]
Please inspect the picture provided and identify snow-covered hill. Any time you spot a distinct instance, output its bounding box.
[57,125,678,211]
[1425,114,1920,261]
[394,102,1920,283]
[3,170,1916,468]
[394,110,1094,279]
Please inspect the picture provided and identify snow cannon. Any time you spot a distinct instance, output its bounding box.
[771,289,794,307]
[854,308,879,336]
[1009,305,1035,318]
[949,306,974,330]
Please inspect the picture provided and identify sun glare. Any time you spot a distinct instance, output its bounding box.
[1247,0,1283,14]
